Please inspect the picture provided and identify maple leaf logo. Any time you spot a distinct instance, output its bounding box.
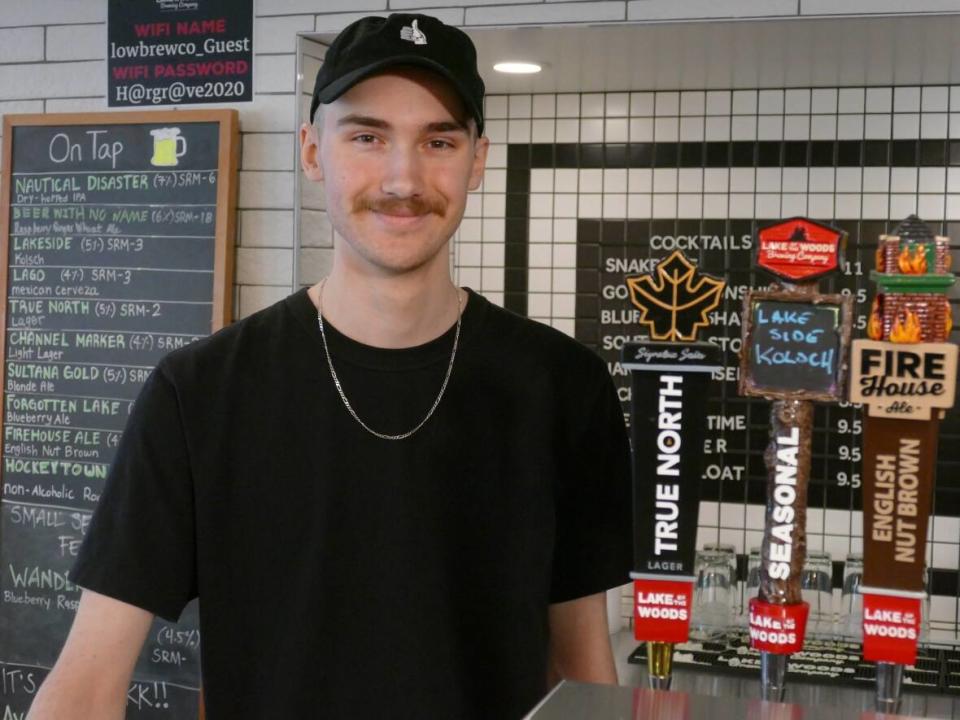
[625,251,725,341]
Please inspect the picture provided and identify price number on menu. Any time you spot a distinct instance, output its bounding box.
[840,287,868,305]
[837,445,862,462]
[836,418,862,435]
[842,260,864,277]
[837,471,862,488]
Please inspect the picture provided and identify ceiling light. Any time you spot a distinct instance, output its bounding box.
[493,62,542,74]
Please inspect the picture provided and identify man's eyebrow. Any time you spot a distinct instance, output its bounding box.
[336,114,391,130]
[425,120,469,134]
[335,114,468,134]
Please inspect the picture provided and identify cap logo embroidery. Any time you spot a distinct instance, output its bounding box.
[400,19,427,45]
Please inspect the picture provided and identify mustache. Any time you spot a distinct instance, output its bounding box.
[353,194,447,216]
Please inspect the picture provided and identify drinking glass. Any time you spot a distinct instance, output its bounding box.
[836,554,863,640]
[690,544,737,641]
[801,550,833,637]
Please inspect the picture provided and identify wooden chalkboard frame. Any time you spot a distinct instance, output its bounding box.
[739,288,853,402]
[0,109,238,719]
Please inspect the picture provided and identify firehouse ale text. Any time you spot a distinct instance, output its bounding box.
[654,375,683,555]
[859,347,947,397]
[768,427,800,579]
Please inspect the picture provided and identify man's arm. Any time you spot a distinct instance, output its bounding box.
[546,591,618,688]
[28,589,153,720]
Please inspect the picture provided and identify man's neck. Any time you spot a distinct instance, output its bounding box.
[308,266,465,349]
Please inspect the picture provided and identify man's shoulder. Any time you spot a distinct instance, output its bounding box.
[473,293,607,379]
[157,292,304,381]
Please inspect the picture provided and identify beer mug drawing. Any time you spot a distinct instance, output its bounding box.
[150,127,187,167]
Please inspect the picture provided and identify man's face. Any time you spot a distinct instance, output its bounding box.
[300,67,488,277]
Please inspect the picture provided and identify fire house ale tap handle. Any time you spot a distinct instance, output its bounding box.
[853,216,958,714]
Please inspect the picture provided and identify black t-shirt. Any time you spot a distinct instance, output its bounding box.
[71,288,632,720]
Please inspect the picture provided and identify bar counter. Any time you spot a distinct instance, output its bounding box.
[526,680,940,720]
[524,630,960,719]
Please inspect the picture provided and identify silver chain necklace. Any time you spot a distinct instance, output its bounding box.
[316,279,462,441]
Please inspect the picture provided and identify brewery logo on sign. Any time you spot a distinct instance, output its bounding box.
[156,0,200,11]
[622,340,723,370]
[850,340,958,419]
[747,598,810,655]
[757,217,846,282]
[633,578,694,643]
[862,593,923,665]
[625,250,724,341]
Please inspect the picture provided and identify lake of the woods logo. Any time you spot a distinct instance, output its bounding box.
[155,0,200,11]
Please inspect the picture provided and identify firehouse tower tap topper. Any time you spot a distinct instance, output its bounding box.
[739,217,853,702]
[621,250,724,688]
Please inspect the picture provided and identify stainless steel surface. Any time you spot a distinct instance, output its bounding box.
[610,630,960,719]
[526,680,939,720]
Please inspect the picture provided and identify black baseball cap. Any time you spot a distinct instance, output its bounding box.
[310,14,485,135]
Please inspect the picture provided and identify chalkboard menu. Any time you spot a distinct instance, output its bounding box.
[0,110,238,718]
[740,292,852,402]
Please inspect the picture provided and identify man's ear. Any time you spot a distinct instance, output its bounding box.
[299,122,324,182]
[467,134,489,192]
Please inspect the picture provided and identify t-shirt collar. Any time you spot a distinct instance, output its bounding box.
[286,285,487,371]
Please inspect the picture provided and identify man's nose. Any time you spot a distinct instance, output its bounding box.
[380,145,424,198]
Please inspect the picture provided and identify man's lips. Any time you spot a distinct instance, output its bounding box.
[370,209,429,227]
[376,208,422,217]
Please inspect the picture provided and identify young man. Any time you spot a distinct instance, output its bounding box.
[28,14,631,720]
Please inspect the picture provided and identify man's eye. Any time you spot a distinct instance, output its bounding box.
[428,139,454,150]
[353,134,378,144]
